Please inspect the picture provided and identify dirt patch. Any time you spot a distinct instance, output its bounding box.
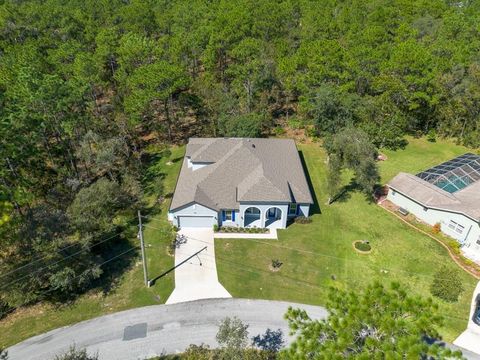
[377,153,388,161]
[269,264,281,272]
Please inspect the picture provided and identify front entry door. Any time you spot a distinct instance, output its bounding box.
[268,208,276,218]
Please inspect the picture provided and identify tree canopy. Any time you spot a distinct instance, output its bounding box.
[283,282,463,359]
[1,0,480,310]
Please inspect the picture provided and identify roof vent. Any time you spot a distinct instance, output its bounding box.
[252,144,255,148]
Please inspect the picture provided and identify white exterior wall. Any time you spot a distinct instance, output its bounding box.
[239,203,289,229]
[288,204,310,217]
[220,209,241,227]
[170,202,313,230]
[170,203,218,227]
[387,189,480,250]
[299,204,310,217]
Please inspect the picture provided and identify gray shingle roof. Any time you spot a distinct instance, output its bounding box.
[388,171,480,221]
[170,138,313,211]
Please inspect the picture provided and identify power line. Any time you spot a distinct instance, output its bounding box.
[163,247,469,323]
[156,229,458,281]
[0,234,118,278]
[141,219,469,320]
[0,231,123,280]
[9,245,139,313]
[0,232,126,291]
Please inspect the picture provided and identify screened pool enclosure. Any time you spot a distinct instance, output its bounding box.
[416,153,480,193]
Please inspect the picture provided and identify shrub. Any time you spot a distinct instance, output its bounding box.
[446,239,461,255]
[432,223,441,234]
[274,127,286,136]
[213,224,219,232]
[271,259,283,269]
[167,239,176,256]
[287,118,303,130]
[430,266,464,302]
[0,348,7,360]
[161,149,172,159]
[54,345,98,360]
[294,216,312,224]
[216,317,249,359]
[354,241,371,252]
[427,129,437,142]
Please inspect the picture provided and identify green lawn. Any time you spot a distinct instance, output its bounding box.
[215,137,477,342]
[0,147,184,348]
[1,137,476,347]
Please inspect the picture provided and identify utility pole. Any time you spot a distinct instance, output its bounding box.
[138,210,150,287]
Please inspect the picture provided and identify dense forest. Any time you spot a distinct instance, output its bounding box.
[1,0,480,310]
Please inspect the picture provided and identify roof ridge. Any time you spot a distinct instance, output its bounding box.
[242,140,292,198]
[195,141,246,206]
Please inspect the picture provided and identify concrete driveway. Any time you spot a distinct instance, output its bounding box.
[6,299,328,360]
[166,227,231,304]
[454,281,480,356]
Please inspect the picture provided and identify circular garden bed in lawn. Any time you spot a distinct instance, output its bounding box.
[353,240,372,254]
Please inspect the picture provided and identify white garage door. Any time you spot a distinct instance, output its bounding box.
[178,216,215,228]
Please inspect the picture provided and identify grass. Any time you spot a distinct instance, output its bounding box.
[1,137,476,347]
[0,146,185,348]
[215,137,477,342]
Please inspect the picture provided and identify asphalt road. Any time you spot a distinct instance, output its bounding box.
[6,298,478,360]
[6,299,327,360]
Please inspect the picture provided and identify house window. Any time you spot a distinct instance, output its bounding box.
[448,220,457,230]
[245,208,260,215]
[289,203,298,216]
[477,235,480,245]
[448,220,464,234]
[225,210,233,221]
[456,224,465,234]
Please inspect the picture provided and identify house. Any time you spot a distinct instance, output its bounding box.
[387,153,480,263]
[168,138,313,229]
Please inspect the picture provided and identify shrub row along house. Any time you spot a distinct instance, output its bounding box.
[388,153,480,263]
[168,138,313,229]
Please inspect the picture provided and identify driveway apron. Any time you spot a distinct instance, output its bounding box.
[166,227,231,304]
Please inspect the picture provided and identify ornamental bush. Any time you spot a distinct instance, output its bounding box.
[294,216,312,224]
[430,266,464,302]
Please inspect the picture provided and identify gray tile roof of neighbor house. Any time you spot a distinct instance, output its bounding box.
[170,138,314,211]
[388,156,480,221]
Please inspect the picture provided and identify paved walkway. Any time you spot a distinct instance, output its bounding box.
[454,281,480,355]
[165,227,231,304]
[214,228,278,239]
[6,299,328,360]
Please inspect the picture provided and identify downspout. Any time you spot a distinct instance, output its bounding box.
[463,224,473,246]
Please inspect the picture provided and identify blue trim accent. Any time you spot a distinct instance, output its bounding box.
[222,210,226,221]
[232,210,235,222]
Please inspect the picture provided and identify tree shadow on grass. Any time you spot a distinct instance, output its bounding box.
[170,156,183,163]
[46,233,139,306]
[298,150,321,215]
[93,237,140,295]
[330,179,379,205]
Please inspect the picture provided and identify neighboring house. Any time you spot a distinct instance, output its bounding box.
[168,138,314,229]
[387,153,480,263]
